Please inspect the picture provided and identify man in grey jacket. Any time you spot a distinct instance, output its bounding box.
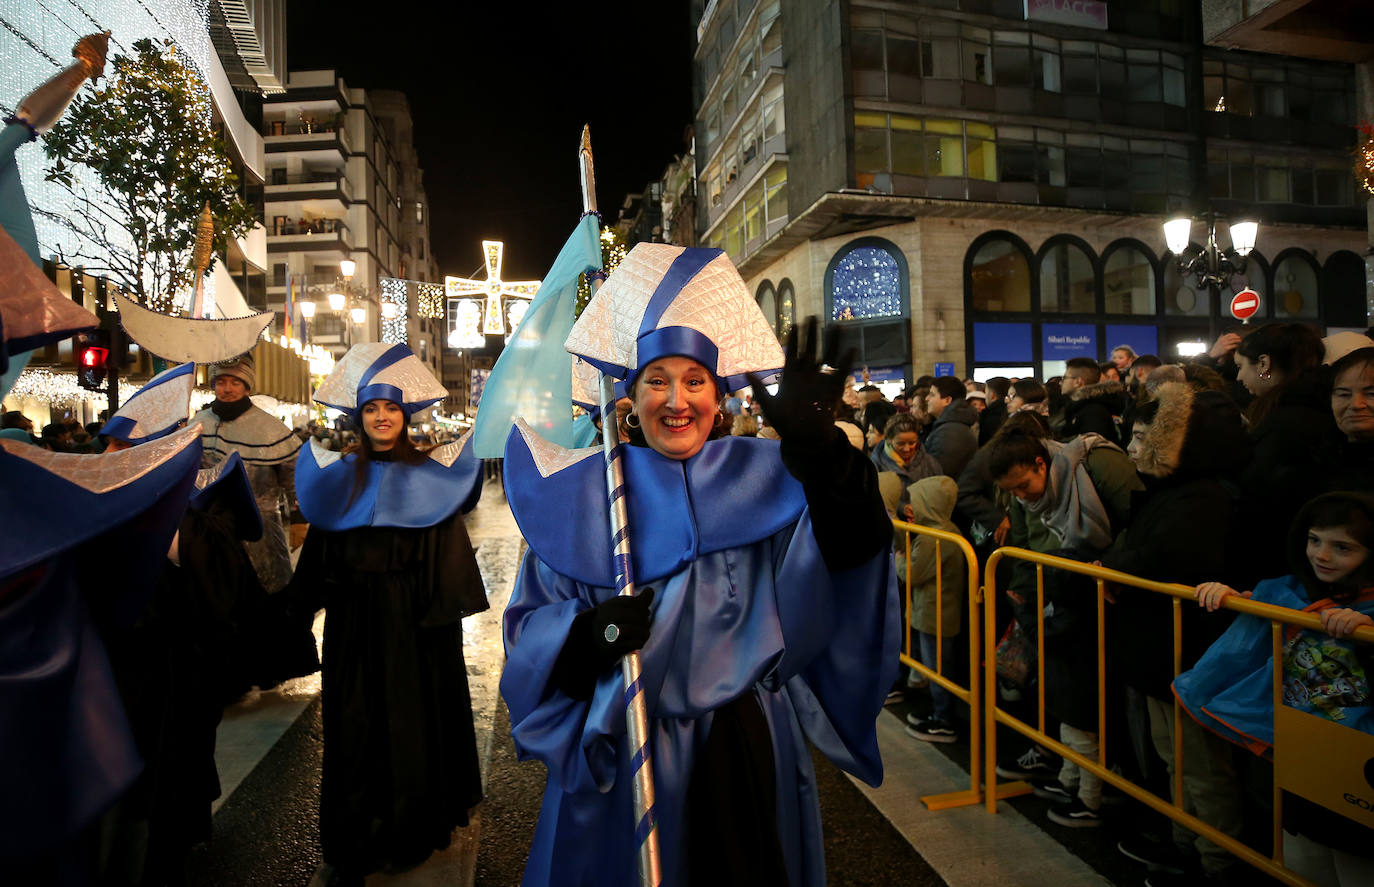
[923,376,980,478]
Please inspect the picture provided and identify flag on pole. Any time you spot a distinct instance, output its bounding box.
[471,214,602,458]
[283,271,295,341]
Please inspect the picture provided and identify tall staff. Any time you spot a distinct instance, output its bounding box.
[579,125,662,887]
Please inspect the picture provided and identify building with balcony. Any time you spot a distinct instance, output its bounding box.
[261,72,442,376]
[693,0,1369,383]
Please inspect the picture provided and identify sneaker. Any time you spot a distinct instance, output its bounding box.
[1047,797,1102,828]
[904,714,957,743]
[996,745,1060,781]
[1118,834,1189,875]
[1030,778,1074,804]
[884,689,906,706]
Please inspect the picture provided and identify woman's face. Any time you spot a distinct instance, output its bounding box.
[889,430,919,462]
[1007,392,1027,413]
[1332,363,1374,442]
[1236,353,1277,397]
[1306,525,1370,586]
[632,356,718,460]
[361,399,404,451]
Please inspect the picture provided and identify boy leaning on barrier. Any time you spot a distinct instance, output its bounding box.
[988,427,1142,829]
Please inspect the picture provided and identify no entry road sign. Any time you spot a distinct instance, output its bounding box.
[1230,288,1261,323]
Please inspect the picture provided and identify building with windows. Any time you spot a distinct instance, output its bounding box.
[693,0,1368,383]
[261,72,441,377]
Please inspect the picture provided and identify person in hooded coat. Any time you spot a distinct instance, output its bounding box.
[500,245,898,887]
[290,344,486,885]
[1060,358,1127,444]
[1102,382,1250,881]
[923,377,980,478]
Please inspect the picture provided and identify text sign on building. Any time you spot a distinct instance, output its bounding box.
[934,362,956,378]
[1024,0,1108,30]
[1043,323,1098,360]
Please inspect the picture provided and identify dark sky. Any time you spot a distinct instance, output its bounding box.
[286,1,696,281]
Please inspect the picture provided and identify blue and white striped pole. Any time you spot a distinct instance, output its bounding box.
[580,125,662,887]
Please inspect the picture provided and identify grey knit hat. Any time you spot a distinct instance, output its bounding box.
[211,353,255,391]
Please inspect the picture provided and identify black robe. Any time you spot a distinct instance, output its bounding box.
[291,508,488,874]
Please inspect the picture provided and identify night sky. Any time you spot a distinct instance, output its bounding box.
[286,1,697,281]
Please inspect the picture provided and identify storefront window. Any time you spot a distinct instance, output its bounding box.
[1039,240,1095,313]
[1102,243,1157,315]
[969,236,1031,312]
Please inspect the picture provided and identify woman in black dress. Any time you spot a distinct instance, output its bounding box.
[291,343,487,885]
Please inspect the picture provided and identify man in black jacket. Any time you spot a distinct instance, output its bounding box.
[1060,357,1125,443]
[979,377,1010,445]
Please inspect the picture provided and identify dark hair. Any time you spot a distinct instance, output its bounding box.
[1134,398,1162,425]
[930,376,965,402]
[1237,323,1324,425]
[345,403,428,507]
[858,384,881,393]
[1287,492,1374,600]
[1331,346,1374,385]
[1010,378,1048,404]
[986,377,1011,400]
[1,411,27,429]
[1065,357,1102,384]
[996,409,1052,439]
[883,413,921,440]
[916,375,936,388]
[1132,354,1163,373]
[987,430,1050,480]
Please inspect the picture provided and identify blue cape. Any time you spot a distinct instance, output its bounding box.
[295,433,483,531]
[499,428,900,886]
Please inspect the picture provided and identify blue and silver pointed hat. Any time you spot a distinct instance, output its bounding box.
[99,361,194,444]
[312,342,446,419]
[564,244,783,392]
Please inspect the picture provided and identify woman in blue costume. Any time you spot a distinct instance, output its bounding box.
[500,244,900,886]
[291,343,486,886]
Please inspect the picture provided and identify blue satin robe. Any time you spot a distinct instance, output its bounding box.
[500,438,899,887]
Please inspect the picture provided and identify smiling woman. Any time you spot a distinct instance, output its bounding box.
[630,356,721,460]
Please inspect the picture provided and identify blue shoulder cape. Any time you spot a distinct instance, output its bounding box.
[296,431,483,531]
[0,425,202,857]
[503,420,807,586]
[190,450,263,542]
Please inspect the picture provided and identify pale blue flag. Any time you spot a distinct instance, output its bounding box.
[471,214,602,457]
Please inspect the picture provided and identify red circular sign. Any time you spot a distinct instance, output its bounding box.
[1230,288,1261,321]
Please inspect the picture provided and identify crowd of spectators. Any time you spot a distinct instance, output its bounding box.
[713,323,1373,887]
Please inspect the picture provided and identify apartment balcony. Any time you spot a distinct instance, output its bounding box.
[266,217,353,255]
[264,125,351,159]
[265,173,352,206]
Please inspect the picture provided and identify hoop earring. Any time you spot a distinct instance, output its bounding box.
[1259,371,1272,380]
[624,412,641,429]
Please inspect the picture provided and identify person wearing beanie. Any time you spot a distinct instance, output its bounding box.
[191,351,301,597]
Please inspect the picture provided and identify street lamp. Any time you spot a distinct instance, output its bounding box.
[381,300,400,320]
[339,258,357,280]
[1162,213,1258,291]
[349,304,367,325]
[299,299,316,319]
[328,291,346,312]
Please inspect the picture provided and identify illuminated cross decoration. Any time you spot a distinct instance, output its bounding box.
[445,240,541,338]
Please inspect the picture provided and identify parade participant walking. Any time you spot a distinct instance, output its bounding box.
[192,353,301,595]
[291,343,486,886]
[500,245,898,887]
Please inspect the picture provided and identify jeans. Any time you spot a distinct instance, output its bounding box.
[918,631,955,722]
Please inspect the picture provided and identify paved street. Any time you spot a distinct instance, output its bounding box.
[186,478,1129,887]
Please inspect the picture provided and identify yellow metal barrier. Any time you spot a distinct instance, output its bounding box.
[982,546,1374,887]
[891,520,1031,809]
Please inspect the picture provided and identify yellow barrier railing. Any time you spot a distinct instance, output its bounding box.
[982,546,1374,887]
[891,520,1031,809]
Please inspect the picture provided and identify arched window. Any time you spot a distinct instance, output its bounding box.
[826,238,909,321]
[755,280,777,334]
[777,279,796,339]
[1037,236,1097,313]
[966,232,1032,312]
[1272,249,1320,319]
[1163,240,1210,317]
[1101,240,1157,315]
[1321,250,1368,328]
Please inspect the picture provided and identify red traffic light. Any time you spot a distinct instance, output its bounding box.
[80,346,109,368]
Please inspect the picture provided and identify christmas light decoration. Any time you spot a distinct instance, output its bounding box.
[575,225,627,317]
[447,298,484,350]
[416,282,444,319]
[1358,121,1374,196]
[444,240,540,338]
[380,277,409,344]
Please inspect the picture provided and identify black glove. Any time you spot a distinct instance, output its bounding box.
[552,587,656,700]
[746,316,854,451]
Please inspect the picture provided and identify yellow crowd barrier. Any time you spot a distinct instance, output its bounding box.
[890,520,1031,809]
[981,546,1374,887]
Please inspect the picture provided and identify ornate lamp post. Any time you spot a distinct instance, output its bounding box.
[1162,213,1259,341]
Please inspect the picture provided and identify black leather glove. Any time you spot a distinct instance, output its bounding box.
[746,316,854,451]
[552,587,656,700]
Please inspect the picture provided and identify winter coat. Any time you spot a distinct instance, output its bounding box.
[1101,384,1249,699]
[979,399,1008,446]
[924,400,980,479]
[954,443,1005,543]
[898,477,966,637]
[1235,369,1340,585]
[1316,437,1374,496]
[1061,379,1126,443]
[870,439,941,489]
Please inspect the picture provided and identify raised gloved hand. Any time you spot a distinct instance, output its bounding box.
[552,587,656,700]
[746,316,854,451]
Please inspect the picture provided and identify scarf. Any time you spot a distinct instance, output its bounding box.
[210,397,253,422]
[1022,433,1116,552]
[883,441,908,468]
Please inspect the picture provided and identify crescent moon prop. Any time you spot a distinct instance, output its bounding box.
[115,292,274,364]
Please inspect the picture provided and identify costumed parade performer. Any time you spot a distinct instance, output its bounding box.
[499,244,900,886]
[192,352,301,595]
[93,362,275,883]
[291,342,486,885]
